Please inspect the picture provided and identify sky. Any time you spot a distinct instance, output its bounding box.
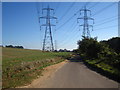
[2,2,118,50]
[0,2,1,46]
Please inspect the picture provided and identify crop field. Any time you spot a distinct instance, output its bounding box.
[2,47,71,88]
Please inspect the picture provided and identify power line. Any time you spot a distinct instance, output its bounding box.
[57,2,117,32]
[92,2,117,16]
[36,2,43,50]
[55,20,78,45]
[58,25,79,45]
[56,3,87,31]
[36,2,41,26]
[55,2,60,14]
[94,16,118,27]
[95,15,117,23]
[60,29,81,48]
[84,2,91,7]
[59,2,76,22]
[88,2,100,9]
[56,14,80,45]
[58,27,79,47]
[56,10,79,31]
[55,18,78,39]
[93,25,117,31]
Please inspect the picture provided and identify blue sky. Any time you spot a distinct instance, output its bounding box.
[2,2,118,50]
[0,2,1,46]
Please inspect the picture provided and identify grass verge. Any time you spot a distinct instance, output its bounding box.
[83,59,120,83]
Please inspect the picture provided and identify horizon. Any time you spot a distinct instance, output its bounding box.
[2,36,119,51]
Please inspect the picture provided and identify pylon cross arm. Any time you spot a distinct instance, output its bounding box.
[87,17,94,20]
[49,16,57,19]
[42,8,54,11]
[40,16,47,19]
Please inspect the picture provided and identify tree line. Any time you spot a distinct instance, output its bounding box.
[5,45,24,49]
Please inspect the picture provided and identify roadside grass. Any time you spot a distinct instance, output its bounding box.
[84,59,120,82]
[2,47,71,88]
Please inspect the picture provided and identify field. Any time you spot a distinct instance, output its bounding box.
[2,47,71,88]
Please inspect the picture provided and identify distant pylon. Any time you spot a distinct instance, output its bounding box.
[40,5,57,51]
[77,6,94,38]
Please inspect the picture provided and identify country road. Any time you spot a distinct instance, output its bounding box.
[23,60,119,88]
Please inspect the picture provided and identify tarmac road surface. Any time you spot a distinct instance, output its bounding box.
[36,61,119,88]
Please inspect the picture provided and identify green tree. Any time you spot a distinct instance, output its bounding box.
[77,37,102,59]
[100,37,120,54]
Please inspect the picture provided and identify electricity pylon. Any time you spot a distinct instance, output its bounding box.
[40,5,57,51]
[77,6,94,38]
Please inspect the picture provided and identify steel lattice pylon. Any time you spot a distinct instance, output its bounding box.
[40,5,57,51]
[77,6,94,38]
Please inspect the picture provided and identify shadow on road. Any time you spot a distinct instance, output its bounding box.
[67,54,82,62]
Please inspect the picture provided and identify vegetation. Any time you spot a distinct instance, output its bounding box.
[100,37,120,54]
[2,47,71,88]
[5,45,24,49]
[58,49,71,52]
[76,36,120,82]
